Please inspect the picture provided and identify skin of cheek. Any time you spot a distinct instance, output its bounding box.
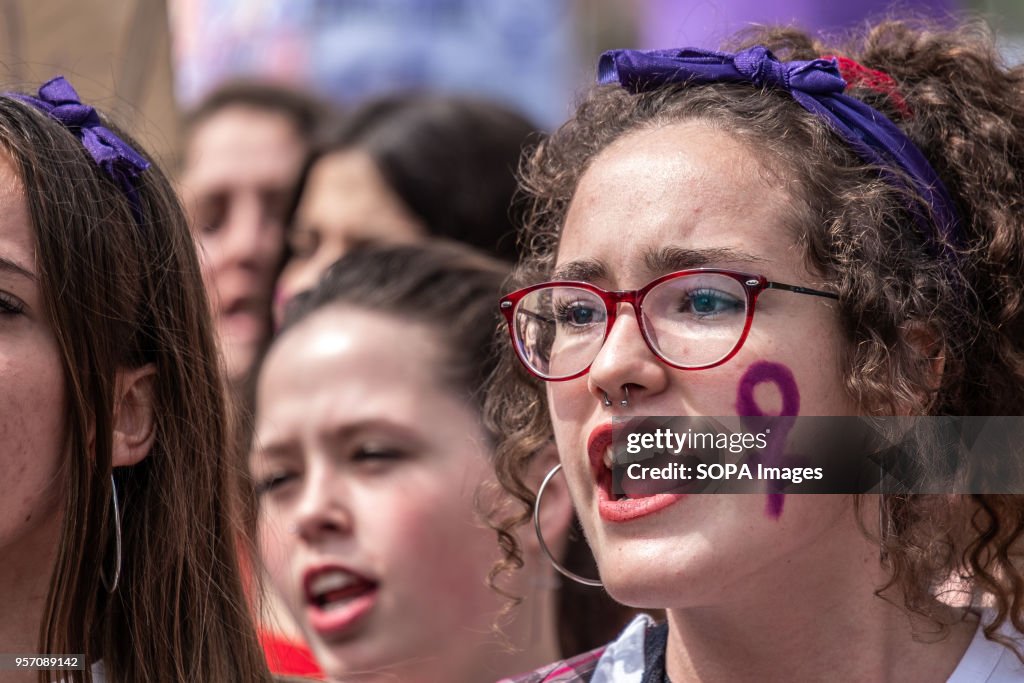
[736,361,801,519]
[374,474,498,616]
[258,511,295,610]
[287,465,504,681]
[0,342,67,575]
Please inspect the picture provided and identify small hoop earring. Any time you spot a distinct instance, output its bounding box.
[620,385,630,408]
[101,474,123,593]
[534,463,603,587]
[602,391,613,407]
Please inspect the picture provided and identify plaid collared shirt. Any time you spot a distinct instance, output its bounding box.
[498,645,607,683]
[497,615,670,683]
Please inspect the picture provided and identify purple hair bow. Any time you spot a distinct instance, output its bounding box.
[6,76,150,221]
[599,46,960,254]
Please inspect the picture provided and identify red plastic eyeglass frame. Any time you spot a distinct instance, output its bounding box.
[499,268,838,381]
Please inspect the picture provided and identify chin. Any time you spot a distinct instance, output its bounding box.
[312,641,387,683]
[603,571,691,610]
[223,341,261,386]
[596,543,725,610]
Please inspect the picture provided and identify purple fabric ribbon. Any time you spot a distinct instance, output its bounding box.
[5,76,150,222]
[598,46,960,253]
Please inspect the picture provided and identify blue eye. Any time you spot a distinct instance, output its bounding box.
[682,288,743,317]
[554,301,605,328]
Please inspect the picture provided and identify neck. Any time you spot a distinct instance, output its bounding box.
[0,520,58,683]
[339,561,563,683]
[663,511,977,682]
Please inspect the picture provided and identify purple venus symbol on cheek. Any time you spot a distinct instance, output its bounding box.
[736,361,801,519]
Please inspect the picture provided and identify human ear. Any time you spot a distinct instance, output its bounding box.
[111,364,157,467]
[904,323,946,409]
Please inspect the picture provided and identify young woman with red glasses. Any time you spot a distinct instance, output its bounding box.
[488,19,1024,682]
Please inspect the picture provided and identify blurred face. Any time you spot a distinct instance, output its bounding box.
[180,105,306,384]
[276,151,424,311]
[251,308,504,683]
[548,122,864,609]
[0,151,65,564]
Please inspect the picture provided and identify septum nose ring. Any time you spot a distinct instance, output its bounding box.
[602,386,630,408]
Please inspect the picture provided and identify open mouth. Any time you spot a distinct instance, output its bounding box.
[586,423,618,497]
[218,297,266,340]
[587,422,687,522]
[588,420,677,499]
[303,566,379,638]
[306,570,377,610]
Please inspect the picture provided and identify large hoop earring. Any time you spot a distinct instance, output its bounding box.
[101,474,123,593]
[534,463,603,587]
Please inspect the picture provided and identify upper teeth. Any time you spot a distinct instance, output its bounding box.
[603,446,614,469]
[310,570,356,596]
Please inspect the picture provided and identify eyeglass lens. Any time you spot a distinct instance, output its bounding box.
[513,272,749,379]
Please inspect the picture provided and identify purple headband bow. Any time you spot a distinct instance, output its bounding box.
[598,46,960,255]
[5,76,151,222]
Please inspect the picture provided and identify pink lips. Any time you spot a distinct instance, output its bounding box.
[302,564,378,639]
[586,423,685,523]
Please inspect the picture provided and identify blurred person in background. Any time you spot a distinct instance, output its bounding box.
[179,80,330,395]
[274,93,535,315]
[178,79,332,679]
[251,241,636,683]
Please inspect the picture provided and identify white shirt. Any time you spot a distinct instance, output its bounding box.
[949,615,1024,682]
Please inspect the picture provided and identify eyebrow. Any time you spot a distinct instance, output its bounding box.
[254,418,426,458]
[324,419,426,450]
[552,258,607,282]
[551,247,766,283]
[0,255,36,281]
[644,246,766,273]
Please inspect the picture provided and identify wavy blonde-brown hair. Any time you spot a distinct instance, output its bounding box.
[485,18,1024,653]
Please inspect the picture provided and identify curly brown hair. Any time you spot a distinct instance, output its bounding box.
[484,18,1024,655]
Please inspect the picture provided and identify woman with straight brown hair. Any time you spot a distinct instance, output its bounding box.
[0,77,274,682]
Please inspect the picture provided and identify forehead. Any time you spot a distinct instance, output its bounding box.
[183,105,306,188]
[302,150,396,215]
[255,308,444,433]
[557,121,802,282]
[0,151,33,271]
[294,151,425,252]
